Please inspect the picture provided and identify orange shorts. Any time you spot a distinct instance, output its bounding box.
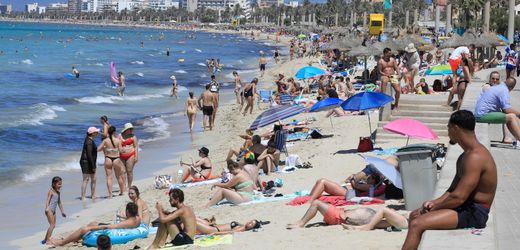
[323,205,344,225]
[448,57,462,73]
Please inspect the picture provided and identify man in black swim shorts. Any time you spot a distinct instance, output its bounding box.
[402,110,497,249]
[149,189,196,249]
[198,84,216,131]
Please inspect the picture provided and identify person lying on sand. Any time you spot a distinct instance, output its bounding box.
[305,174,382,204]
[148,188,196,249]
[49,202,141,246]
[325,108,363,118]
[196,216,268,234]
[204,160,255,208]
[286,200,407,230]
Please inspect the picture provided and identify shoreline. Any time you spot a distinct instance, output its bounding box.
[4,21,291,248]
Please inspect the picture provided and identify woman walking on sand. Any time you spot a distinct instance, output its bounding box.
[97,126,126,198]
[233,71,242,105]
[185,91,198,132]
[119,123,138,190]
[80,127,99,200]
[242,78,258,116]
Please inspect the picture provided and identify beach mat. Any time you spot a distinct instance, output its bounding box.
[216,190,310,207]
[160,234,233,249]
[169,178,221,189]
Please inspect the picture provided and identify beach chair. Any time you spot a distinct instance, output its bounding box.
[257,89,273,109]
[275,129,289,157]
[280,93,294,105]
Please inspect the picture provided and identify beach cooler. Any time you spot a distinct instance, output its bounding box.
[395,149,437,210]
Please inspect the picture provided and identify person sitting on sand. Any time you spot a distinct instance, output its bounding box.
[196,216,268,234]
[241,152,261,190]
[414,78,430,95]
[256,140,281,175]
[117,186,151,226]
[180,147,213,183]
[204,160,255,208]
[149,189,196,248]
[226,129,254,162]
[286,201,407,230]
[49,202,141,246]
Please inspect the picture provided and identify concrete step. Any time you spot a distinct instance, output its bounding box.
[396,103,452,112]
[376,127,448,137]
[377,121,448,131]
[389,115,449,124]
[393,110,452,118]
[398,97,448,105]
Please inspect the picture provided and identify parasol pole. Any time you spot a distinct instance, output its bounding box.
[406,136,410,146]
[367,111,372,140]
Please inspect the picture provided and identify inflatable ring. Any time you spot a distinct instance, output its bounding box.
[82,223,149,247]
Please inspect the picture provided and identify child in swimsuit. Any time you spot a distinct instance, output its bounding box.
[43,176,66,245]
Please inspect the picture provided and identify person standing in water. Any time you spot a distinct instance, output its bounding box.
[209,75,220,127]
[259,51,267,77]
[119,123,138,190]
[233,71,242,105]
[198,84,216,131]
[185,92,198,132]
[170,75,178,99]
[72,66,80,78]
[166,47,170,56]
[43,176,66,245]
[97,126,126,198]
[99,115,110,139]
[80,127,99,200]
[117,71,126,96]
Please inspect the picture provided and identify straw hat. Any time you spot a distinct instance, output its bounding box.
[405,43,417,53]
[121,123,134,133]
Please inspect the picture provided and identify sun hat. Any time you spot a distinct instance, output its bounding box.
[87,126,100,135]
[405,43,417,53]
[170,75,176,80]
[121,123,134,133]
[198,147,209,156]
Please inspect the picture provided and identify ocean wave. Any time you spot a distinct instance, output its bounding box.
[200,73,207,78]
[0,103,66,127]
[135,72,144,77]
[76,94,164,104]
[131,60,144,65]
[175,70,187,74]
[21,157,79,182]
[21,59,33,65]
[140,117,171,144]
[197,63,206,67]
[195,49,202,52]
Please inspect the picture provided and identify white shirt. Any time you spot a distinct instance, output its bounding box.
[449,46,469,59]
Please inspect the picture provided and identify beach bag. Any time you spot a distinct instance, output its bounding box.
[154,175,173,189]
[286,154,303,168]
[384,181,404,199]
[357,137,373,152]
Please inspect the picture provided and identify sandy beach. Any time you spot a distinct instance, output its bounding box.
[7,22,447,250]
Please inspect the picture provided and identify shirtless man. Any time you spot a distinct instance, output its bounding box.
[72,66,80,78]
[117,71,126,96]
[198,84,216,131]
[259,52,267,77]
[378,48,401,109]
[209,75,220,126]
[170,75,178,99]
[148,189,196,249]
[402,110,497,250]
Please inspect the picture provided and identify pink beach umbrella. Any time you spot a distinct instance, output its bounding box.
[383,118,439,145]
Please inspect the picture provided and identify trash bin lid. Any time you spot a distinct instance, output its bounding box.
[397,143,437,153]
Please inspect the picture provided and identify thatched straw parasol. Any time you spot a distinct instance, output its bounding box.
[439,34,466,49]
[474,32,503,47]
[395,34,431,50]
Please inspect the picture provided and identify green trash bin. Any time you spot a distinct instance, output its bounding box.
[395,149,437,210]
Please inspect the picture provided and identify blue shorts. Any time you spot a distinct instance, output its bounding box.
[456,202,490,229]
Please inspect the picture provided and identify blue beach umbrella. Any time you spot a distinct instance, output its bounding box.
[362,155,402,189]
[295,66,327,79]
[310,98,344,129]
[341,92,394,138]
[249,105,307,130]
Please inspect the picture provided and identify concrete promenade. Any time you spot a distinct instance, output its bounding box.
[421,68,520,249]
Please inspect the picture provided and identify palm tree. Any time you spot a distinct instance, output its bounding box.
[454,0,486,29]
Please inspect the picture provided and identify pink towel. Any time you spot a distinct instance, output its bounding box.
[286,196,385,206]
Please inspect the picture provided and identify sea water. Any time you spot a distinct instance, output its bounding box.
[0,21,275,246]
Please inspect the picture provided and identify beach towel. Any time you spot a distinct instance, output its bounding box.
[373,147,400,155]
[160,234,233,249]
[216,190,310,207]
[286,195,385,206]
[169,178,222,189]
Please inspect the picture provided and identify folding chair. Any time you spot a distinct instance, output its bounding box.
[275,129,289,157]
[257,89,273,109]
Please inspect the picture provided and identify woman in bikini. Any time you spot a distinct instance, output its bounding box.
[233,71,242,105]
[447,57,473,110]
[179,147,213,183]
[119,123,138,191]
[204,160,255,208]
[117,185,151,225]
[100,115,110,139]
[185,91,198,132]
[242,78,257,116]
[97,126,125,198]
[196,216,266,234]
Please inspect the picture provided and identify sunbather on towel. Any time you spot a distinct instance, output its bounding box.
[305,174,382,204]
[196,216,267,234]
[204,160,255,208]
[286,200,407,230]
